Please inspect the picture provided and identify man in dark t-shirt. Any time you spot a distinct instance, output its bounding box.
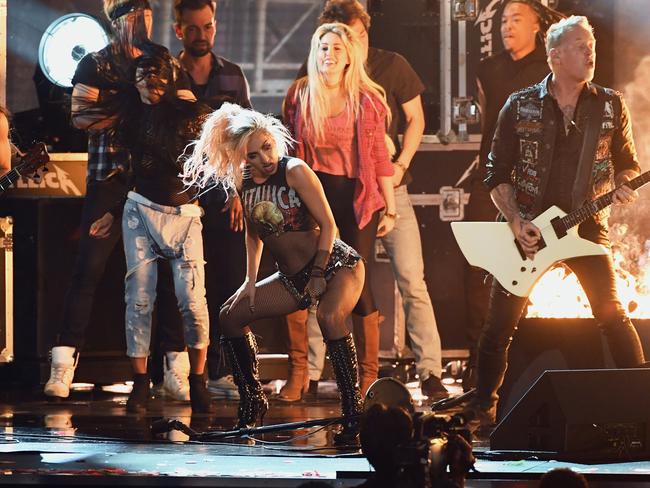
[462,0,554,391]
[173,0,252,400]
[286,0,448,401]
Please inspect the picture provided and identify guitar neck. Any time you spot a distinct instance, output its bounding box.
[559,170,650,231]
[0,166,22,192]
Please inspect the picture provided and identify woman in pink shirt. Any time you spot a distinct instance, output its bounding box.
[283,22,396,396]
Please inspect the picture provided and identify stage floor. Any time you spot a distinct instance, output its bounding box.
[1,380,650,487]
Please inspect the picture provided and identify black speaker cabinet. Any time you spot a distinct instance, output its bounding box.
[0,198,130,385]
[497,318,612,419]
[491,368,650,462]
[368,0,441,134]
[497,318,650,421]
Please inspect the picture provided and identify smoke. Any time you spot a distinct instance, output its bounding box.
[608,55,650,287]
[622,55,650,170]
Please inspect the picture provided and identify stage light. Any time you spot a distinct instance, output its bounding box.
[38,13,109,88]
[452,0,478,21]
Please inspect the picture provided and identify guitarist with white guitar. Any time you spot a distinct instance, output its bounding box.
[458,15,647,434]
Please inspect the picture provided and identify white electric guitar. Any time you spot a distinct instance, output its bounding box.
[452,170,650,297]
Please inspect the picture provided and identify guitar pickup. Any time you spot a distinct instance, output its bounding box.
[514,236,546,262]
[551,216,567,239]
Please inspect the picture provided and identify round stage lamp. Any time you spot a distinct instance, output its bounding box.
[38,13,109,88]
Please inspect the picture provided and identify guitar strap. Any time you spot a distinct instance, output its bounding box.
[571,91,606,210]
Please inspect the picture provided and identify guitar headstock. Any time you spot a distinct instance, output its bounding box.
[18,142,50,173]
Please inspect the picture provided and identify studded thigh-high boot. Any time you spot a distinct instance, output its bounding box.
[326,334,364,446]
[221,333,269,428]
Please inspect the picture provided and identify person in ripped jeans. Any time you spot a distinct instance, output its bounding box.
[89,44,212,413]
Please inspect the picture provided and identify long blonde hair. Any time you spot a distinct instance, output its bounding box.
[298,22,390,143]
[182,103,294,191]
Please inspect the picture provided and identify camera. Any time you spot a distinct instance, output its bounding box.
[393,413,474,488]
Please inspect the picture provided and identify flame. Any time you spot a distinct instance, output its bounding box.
[526,246,650,318]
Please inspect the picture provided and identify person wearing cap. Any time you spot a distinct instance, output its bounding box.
[44,0,195,403]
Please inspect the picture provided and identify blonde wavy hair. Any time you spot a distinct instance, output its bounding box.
[182,103,294,191]
[298,22,391,143]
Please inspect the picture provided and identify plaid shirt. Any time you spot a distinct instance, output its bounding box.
[179,51,251,109]
[86,129,130,183]
[73,47,131,182]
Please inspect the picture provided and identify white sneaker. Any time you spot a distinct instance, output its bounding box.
[207,375,240,400]
[44,346,78,398]
[163,351,190,402]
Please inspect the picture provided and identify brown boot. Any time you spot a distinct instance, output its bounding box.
[352,311,380,396]
[278,309,309,402]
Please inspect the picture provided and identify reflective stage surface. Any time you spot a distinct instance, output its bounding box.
[1,380,650,487]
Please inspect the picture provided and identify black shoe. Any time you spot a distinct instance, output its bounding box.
[326,335,363,448]
[189,373,214,413]
[127,374,151,413]
[462,364,477,392]
[333,416,360,447]
[420,373,449,401]
[303,380,319,401]
[461,399,496,437]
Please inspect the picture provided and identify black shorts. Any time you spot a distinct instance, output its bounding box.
[278,239,361,309]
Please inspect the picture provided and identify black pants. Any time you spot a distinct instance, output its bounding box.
[198,188,247,380]
[203,218,246,380]
[316,172,379,317]
[464,177,499,359]
[58,176,182,366]
[475,249,646,409]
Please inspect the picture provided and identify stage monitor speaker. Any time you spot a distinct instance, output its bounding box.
[490,368,650,462]
[496,318,612,419]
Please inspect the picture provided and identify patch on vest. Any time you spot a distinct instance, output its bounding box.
[515,120,544,135]
[516,99,543,121]
[520,139,539,166]
[595,136,611,160]
[602,100,614,130]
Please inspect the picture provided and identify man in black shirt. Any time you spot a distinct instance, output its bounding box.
[465,15,645,433]
[463,0,556,391]
[173,0,252,400]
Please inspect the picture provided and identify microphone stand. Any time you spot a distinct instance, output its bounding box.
[151,414,362,442]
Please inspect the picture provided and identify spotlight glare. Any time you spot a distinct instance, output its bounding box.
[39,13,109,88]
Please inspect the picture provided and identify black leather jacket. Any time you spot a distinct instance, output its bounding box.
[485,74,640,224]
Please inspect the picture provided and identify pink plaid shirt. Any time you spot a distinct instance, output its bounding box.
[284,83,393,229]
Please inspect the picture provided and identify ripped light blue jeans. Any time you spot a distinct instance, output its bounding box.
[122,191,210,358]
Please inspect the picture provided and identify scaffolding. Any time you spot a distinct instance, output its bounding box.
[212,0,322,110]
